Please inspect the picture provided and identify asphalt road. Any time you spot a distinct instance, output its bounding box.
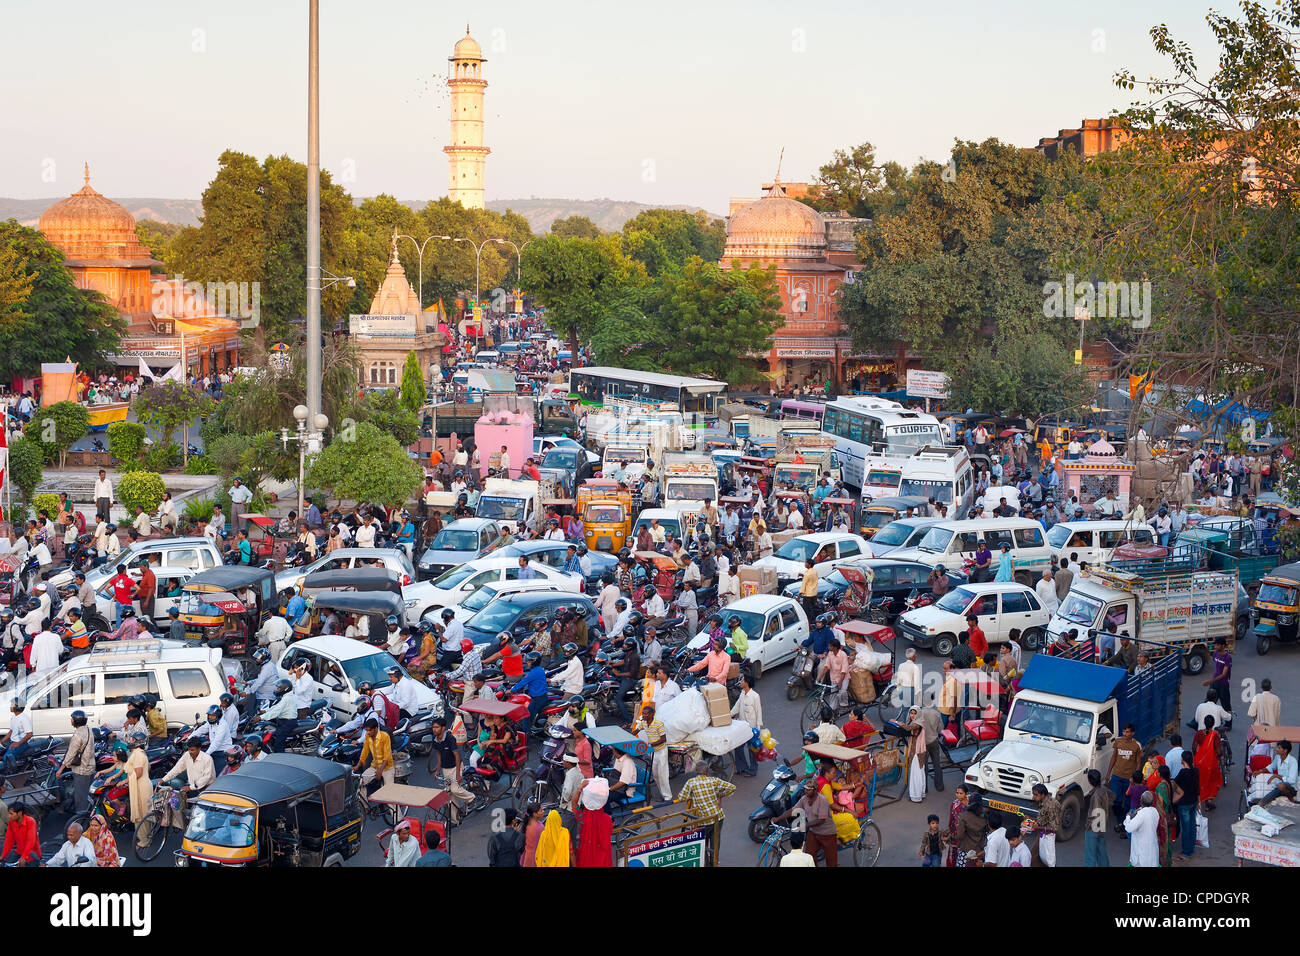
[40,616,1287,868]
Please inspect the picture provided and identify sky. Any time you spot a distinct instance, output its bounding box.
[0,0,1221,214]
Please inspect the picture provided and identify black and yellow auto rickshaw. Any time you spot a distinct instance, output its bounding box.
[175,753,363,867]
[299,567,405,597]
[295,589,406,642]
[1254,563,1300,655]
[178,566,277,657]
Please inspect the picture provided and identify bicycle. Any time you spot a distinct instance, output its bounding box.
[133,784,186,862]
[799,682,854,734]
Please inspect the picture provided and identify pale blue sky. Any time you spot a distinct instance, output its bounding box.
[0,0,1218,213]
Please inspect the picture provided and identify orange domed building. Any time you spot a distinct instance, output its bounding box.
[38,166,240,378]
[720,181,864,389]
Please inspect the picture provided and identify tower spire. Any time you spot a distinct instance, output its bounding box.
[83,162,90,187]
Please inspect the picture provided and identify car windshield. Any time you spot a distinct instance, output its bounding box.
[1056,591,1103,627]
[865,469,901,490]
[824,569,848,588]
[666,481,716,502]
[461,585,508,613]
[635,518,681,538]
[341,653,408,688]
[935,586,976,614]
[477,496,524,522]
[862,511,899,529]
[429,529,480,552]
[1007,699,1095,743]
[466,599,525,633]
[432,565,475,589]
[916,527,954,553]
[775,538,820,562]
[585,505,624,523]
[900,479,953,502]
[1258,583,1299,606]
[1046,524,1072,549]
[185,805,256,848]
[541,450,579,469]
[872,522,913,546]
[775,466,818,488]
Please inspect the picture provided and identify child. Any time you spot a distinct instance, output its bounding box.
[1126,769,1148,814]
[1007,825,1032,867]
[919,814,948,866]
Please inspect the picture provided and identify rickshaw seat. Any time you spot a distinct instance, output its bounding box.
[376,817,447,856]
[1248,754,1272,774]
[941,727,958,746]
[963,718,1000,741]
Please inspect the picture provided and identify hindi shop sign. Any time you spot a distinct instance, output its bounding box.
[349,314,416,337]
[625,827,709,867]
[775,346,836,359]
[906,368,950,399]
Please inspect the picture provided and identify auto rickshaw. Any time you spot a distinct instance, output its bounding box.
[634,551,679,603]
[858,495,931,539]
[240,514,278,563]
[1253,562,1300,655]
[297,590,406,641]
[178,565,277,657]
[299,567,406,597]
[175,753,363,867]
[576,479,633,553]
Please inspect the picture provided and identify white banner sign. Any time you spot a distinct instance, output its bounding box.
[906,368,950,399]
[349,313,416,337]
[775,346,836,359]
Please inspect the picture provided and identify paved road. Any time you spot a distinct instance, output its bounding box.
[53,616,1287,868]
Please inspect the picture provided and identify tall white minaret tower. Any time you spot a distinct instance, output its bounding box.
[445,25,489,209]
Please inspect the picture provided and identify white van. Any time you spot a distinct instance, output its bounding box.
[1045,520,1156,568]
[0,639,233,737]
[897,445,975,519]
[888,517,1054,586]
[474,350,501,365]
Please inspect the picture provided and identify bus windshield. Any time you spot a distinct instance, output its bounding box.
[885,427,943,453]
[899,478,953,502]
[666,481,716,501]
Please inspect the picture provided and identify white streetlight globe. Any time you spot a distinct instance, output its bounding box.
[293,404,308,422]
[313,413,330,432]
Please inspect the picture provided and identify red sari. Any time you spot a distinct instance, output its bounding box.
[1193,729,1223,802]
[575,807,613,867]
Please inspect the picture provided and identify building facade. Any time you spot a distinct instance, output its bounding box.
[348,233,445,385]
[38,166,239,377]
[445,27,489,209]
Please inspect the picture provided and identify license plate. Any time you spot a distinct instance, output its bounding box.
[986,799,1024,817]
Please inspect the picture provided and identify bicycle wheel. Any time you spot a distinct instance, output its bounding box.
[853,820,882,867]
[511,771,537,811]
[799,694,823,734]
[760,833,787,868]
[133,812,170,862]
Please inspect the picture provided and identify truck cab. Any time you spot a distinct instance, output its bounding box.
[966,649,1181,841]
[660,452,719,518]
[476,477,541,533]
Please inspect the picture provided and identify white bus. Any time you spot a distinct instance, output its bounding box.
[822,397,944,488]
[897,445,975,518]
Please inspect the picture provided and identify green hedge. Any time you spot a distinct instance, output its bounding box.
[117,471,166,513]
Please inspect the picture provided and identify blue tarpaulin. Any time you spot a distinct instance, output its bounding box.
[1184,397,1271,427]
[1018,654,1125,703]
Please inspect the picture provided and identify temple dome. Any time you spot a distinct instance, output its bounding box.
[724,182,826,260]
[38,165,155,265]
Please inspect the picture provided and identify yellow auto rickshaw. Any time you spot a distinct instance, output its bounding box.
[577,479,633,552]
[178,566,277,658]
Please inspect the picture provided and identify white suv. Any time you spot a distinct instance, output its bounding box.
[896,581,1050,657]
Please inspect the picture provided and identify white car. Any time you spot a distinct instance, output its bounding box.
[273,547,442,626]
[534,435,600,467]
[685,594,809,679]
[278,636,441,720]
[421,555,583,613]
[445,578,572,623]
[749,532,873,585]
[895,581,1050,657]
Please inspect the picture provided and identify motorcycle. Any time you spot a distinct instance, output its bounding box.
[786,645,816,700]
[747,760,801,843]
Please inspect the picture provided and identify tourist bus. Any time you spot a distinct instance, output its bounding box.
[569,366,726,415]
[822,396,944,488]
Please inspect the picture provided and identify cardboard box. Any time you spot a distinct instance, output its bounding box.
[738,565,779,594]
[770,529,801,550]
[700,683,732,727]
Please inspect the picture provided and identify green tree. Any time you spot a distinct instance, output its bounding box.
[106,421,147,468]
[117,471,167,514]
[621,209,725,275]
[134,220,183,274]
[0,222,125,379]
[210,339,358,438]
[8,437,43,512]
[306,422,421,507]
[399,351,424,414]
[135,382,213,449]
[651,258,782,382]
[207,430,292,490]
[24,401,89,467]
[352,389,420,447]
[522,235,648,358]
[551,215,602,239]
[945,330,1090,418]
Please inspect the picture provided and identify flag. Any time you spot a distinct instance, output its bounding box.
[1128,373,1153,400]
[160,362,184,383]
[137,356,154,381]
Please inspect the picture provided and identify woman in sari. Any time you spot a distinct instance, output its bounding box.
[993,544,1015,583]
[125,733,153,847]
[407,626,439,680]
[1193,715,1224,812]
[534,809,571,867]
[521,802,545,867]
[946,785,969,867]
[85,814,121,867]
[573,778,613,867]
[1153,764,1175,867]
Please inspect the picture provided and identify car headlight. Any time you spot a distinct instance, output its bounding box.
[982,764,993,777]
[1027,773,1041,786]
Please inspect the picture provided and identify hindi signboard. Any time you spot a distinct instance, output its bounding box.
[349,314,416,337]
[906,369,950,399]
[624,827,709,867]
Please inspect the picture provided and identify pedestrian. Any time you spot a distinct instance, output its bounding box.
[944,785,969,866]
[520,802,545,867]
[902,704,946,792]
[1084,769,1110,866]
[1123,791,1161,866]
[1107,722,1143,823]
[416,826,452,867]
[919,813,948,866]
[799,558,819,621]
[1054,557,1074,603]
[534,809,570,867]
[135,556,156,622]
[429,715,474,823]
[1248,678,1282,727]
[953,792,989,867]
[983,809,1010,867]
[674,759,736,848]
[1025,782,1060,866]
[788,775,838,867]
[633,703,671,802]
[572,777,614,867]
[488,807,526,866]
[1202,637,1233,720]
[93,469,113,522]
[1007,824,1031,867]
[729,673,762,777]
[58,709,96,813]
[781,830,817,867]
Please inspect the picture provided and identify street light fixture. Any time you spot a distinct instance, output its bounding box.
[281,403,330,517]
[395,233,453,310]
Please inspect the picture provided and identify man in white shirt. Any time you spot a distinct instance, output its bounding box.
[498,446,511,476]
[29,626,63,674]
[786,507,804,531]
[729,674,763,777]
[290,660,315,717]
[228,477,253,528]
[610,600,632,640]
[1194,691,1231,733]
[1035,569,1059,617]
[651,666,680,706]
[438,609,464,656]
[1248,679,1282,727]
[93,469,113,522]
[2,700,33,772]
[984,814,1011,867]
[597,578,621,624]
[45,821,97,867]
[577,546,592,578]
[452,443,469,469]
[354,516,377,549]
[1094,491,1119,517]
[131,506,152,537]
[894,647,922,707]
[552,644,584,696]
[643,588,667,629]
[157,492,178,533]
[162,739,216,814]
[779,831,817,867]
[384,666,424,720]
[210,505,227,541]
[256,612,293,662]
[1123,792,1161,867]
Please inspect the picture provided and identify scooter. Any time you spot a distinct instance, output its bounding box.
[786,646,815,700]
[748,760,801,843]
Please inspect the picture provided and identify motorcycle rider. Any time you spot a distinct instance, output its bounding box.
[382,615,408,659]
[510,652,550,726]
[801,613,837,663]
[611,635,641,723]
[217,692,240,739]
[384,665,424,722]
[0,608,23,671]
[244,648,280,709]
[556,693,596,732]
[445,637,483,685]
[727,614,749,661]
[139,696,167,739]
[220,746,245,776]
[328,695,387,739]
[188,704,236,774]
[551,642,584,697]
[259,679,299,752]
[437,608,464,667]
[289,658,315,718]
[242,733,269,762]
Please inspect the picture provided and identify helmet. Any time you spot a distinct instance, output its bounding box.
[274,679,292,698]
[627,611,644,628]
[385,665,402,679]
[252,648,270,664]
[112,742,129,760]
[561,642,577,657]
[70,709,88,727]
[622,625,636,638]
[226,746,245,763]
[357,681,375,696]
[219,692,234,707]
[623,637,637,649]
[121,608,135,619]
[567,695,584,709]
[206,705,222,719]
[802,730,819,744]
[417,620,435,634]
[533,617,550,630]
[577,544,588,555]
[127,731,148,748]
[385,615,400,628]
[0,609,11,622]
[243,734,263,752]
[440,608,455,621]
[354,696,373,713]
[525,652,542,666]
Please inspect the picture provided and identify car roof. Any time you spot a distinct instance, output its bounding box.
[187,566,276,588]
[948,581,1032,593]
[726,594,791,612]
[201,753,348,804]
[498,591,595,608]
[800,531,860,542]
[848,557,935,570]
[294,635,396,661]
[443,518,496,531]
[928,517,1040,530]
[1051,520,1137,531]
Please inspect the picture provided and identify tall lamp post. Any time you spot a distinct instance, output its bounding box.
[395,233,453,310]
[306,0,322,423]
[281,404,330,518]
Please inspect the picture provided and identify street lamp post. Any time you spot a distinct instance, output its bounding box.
[306,0,322,423]
[281,404,330,517]
[395,233,453,310]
